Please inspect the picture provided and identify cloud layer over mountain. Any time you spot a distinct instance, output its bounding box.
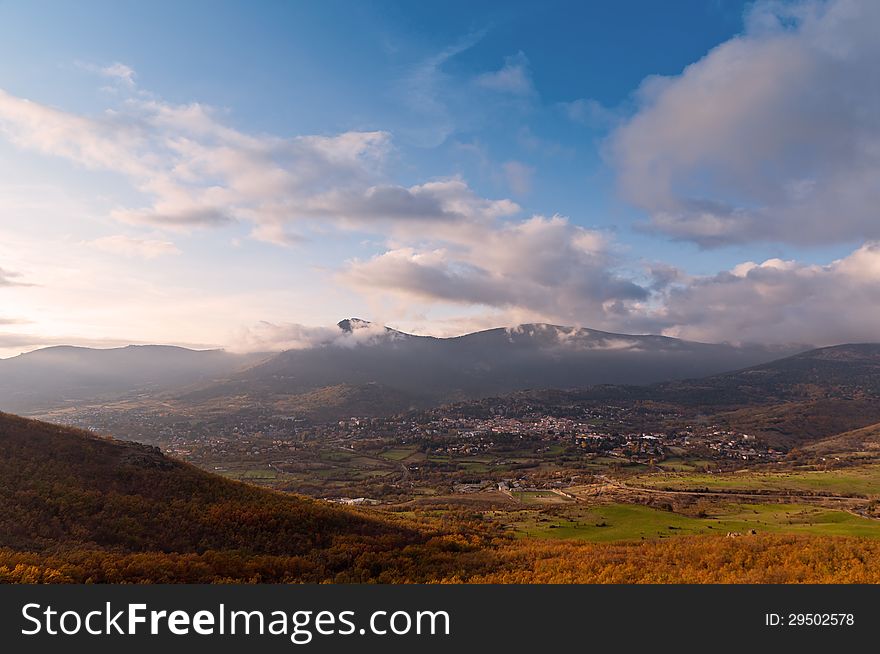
[609,0,880,246]
[1,0,879,352]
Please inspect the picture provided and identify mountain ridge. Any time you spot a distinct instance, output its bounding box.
[0,319,821,418]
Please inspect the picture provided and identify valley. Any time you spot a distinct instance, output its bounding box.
[6,329,880,583]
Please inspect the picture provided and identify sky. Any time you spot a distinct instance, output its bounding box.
[1,0,879,357]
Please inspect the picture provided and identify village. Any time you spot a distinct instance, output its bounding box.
[35,397,785,503]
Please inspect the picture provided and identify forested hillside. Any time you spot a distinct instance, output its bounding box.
[6,412,880,584]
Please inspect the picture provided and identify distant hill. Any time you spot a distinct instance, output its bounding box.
[175,319,798,420]
[0,345,266,413]
[798,421,880,462]
[654,343,880,406]
[556,343,880,404]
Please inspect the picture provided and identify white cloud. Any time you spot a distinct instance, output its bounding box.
[337,239,880,348]
[100,62,137,87]
[0,82,529,248]
[609,0,880,246]
[0,86,524,246]
[649,242,880,345]
[340,214,649,326]
[5,37,880,350]
[475,52,535,96]
[301,177,519,234]
[75,61,137,88]
[229,319,398,352]
[229,321,339,352]
[87,235,181,259]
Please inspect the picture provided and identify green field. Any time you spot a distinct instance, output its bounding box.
[379,446,420,461]
[502,502,880,542]
[511,490,572,505]
[220,468,279,482]
[655,457,713,472]
[632,465,880,497]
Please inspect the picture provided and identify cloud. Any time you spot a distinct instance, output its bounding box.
[474,52,535,96]
[648,242,880,345]
[230,322,339,352]
[100,62,137,87]
[339,239,880,348]
[75,61,137,88]
[340,214,649,325]
[3,86,512,244]
[396,41,541,146]
[560,98,619,128]
[86,235,181,259]
[397,31,485,147]
[229,319,398,352]
[501,160,534,195]
[0,88,152,176]
[0,266,30,287]
[609,0,880,246]
[0,84,525,247]
[303,178,519,232]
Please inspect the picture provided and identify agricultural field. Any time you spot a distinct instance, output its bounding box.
[495,502,880,542]
[378,446,422,462]
[629,465,880,498]
[510,490,572,505]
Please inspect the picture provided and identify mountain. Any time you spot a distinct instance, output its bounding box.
[0,411,476,582]
[561,343,880,404]
[500,343,880,446]
[0,345,266,413]
[0,320,812,422]
[655,343,880,406]
[176,319,798,419]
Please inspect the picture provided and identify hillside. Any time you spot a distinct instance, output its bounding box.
[654,343,880,406]
[799,421,880,462]
[659,344,880,445]
[6,412,880,584]
[0,345,266,413]
[715,399,880,446]
[0,412,488,582]
[0,411,411,552]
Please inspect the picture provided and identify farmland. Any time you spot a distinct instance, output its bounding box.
[496,501,880,542]
[628,466,880,498]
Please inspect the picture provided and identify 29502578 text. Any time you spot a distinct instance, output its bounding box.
[764,613,854,627]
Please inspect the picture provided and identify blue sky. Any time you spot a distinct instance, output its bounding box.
[0,0,878,355]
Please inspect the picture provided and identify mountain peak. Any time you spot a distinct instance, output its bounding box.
[337,318,374,333]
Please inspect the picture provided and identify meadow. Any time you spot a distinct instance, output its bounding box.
[497,501,880,542]
[630,465,880,498]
